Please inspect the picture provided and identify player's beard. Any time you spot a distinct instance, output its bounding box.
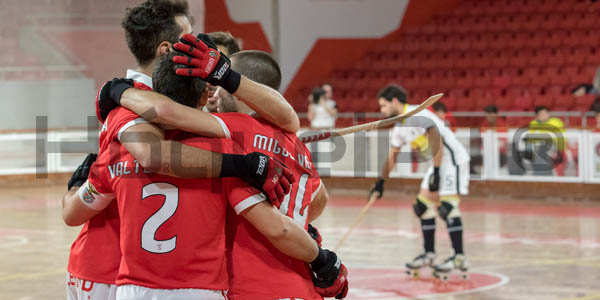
[386,107,400,118]
[217,89,239,113]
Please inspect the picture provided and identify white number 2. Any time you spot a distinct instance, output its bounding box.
[141,182,178,254]
[279,174,309,226]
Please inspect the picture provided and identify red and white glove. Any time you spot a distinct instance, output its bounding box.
[172,33,241,94]
[310,248,349,299]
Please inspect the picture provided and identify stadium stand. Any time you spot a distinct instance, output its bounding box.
[290,0,600,127]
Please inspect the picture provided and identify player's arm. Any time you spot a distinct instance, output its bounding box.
[173,33,300,133]
[307,103,315,121]
[234,76,300,133]
[425,126,442,192]
[62,155,113,226]
[241,200,348,298]
[427,126,442,169]
[120,122,294,202]
[323,101,337,117]
[119,87,227,138]
[119,122,222,178]
[369,145,401,199]
[241,201,319,262]
[62,188,102,226]
[308,181,328,223]
[382,145,402,179]
[229,179,348,299]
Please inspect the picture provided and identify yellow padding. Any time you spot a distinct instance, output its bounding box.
[440,195,461,204]
[417,194,434,205]
[410,134,429,152]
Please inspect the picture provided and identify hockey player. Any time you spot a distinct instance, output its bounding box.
[369,84,470,278]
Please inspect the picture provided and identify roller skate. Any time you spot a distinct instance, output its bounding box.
[432,254,469,281]
[405,252,436,279]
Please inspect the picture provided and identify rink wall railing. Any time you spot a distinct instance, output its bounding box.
[3,111,600,183]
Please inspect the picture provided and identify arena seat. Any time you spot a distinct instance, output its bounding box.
[292,0,600,119]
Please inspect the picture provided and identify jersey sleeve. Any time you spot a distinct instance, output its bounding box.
[390,125,407,148]
[211,113,256,143]
[105,107,150,144]
[404,110,436,130]
[77,161,115,211]
[222,178,266,214]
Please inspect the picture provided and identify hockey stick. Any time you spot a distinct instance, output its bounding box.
[300,93,443,144]
[334,193,379,251]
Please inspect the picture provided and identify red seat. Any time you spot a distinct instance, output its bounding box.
[456,96,477,111]
[443,97,458,111]
[449,88,467,99]
[574,94,595,111]
[513,95,534,111]
[534,96,555,108]
[553,96,575,111]
[523,14,545,31]
[541,13,564,30]
[546,85,565,97]
[496,96,513,111]
[567,47,587,65]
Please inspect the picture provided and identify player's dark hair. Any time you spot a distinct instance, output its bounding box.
[484,105,498,113]
[433,102,447,113]
[230,50,281,90]
[377,84,407,103]
[122,0,191,66]
[207,31,241,55]
[311,87,326,104]
[152,52,206,108]
[535,105,549,113]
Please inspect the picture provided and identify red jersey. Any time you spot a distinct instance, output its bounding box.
[68,78,151,284]
[214,113,323,300]
[82,130,245,290]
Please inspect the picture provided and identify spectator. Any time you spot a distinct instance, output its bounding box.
[527,106,566,176]
[481,105,506,128]
[308,86,337,129]
[432,102,454,127]
[322,83,335,103]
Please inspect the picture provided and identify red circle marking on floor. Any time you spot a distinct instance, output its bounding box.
[346,268,508,299]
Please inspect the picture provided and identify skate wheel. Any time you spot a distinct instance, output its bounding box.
[406,269,419,279]
[433,271,448,281]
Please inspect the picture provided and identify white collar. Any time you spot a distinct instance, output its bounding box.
[126,69,153,89]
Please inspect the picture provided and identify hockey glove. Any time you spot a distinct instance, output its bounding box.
[220,152,295,206]
[307,223,323,247]
[428,167,440,192]
[68,153,97,191]
[172,33,241,94]
[310,248,349,299]
[369,178,385,199]
[96,78,134,122]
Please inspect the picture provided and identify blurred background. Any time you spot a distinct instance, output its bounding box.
[2,0,600,185]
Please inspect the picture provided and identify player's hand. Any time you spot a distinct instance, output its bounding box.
[96,78,134,122]
[310,248,349,299]
[172,33,241,94]
[307,223,323,247]
[68,153,97,191]
[428,167,440,192]
[220,152,296,205]
[369,178,385,199]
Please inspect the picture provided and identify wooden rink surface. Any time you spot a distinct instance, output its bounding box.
[1,182,600,300]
